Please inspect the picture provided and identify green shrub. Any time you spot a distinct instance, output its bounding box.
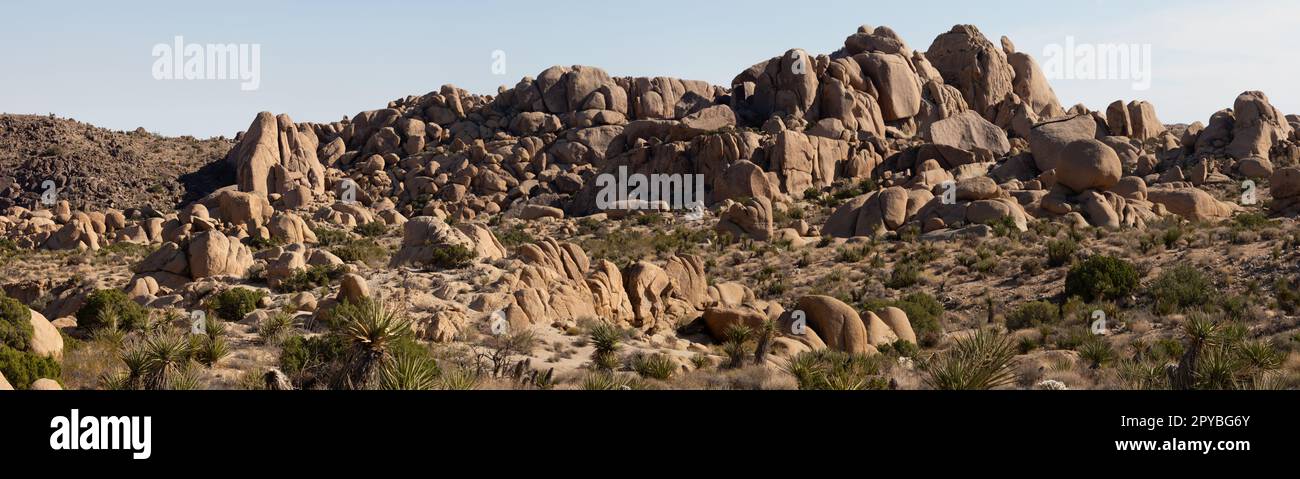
[886,261,922,289]
[0,294,33,350]
[1064,255,1139,302]
[206,288,266,322]
[1046,238,1078,267]
[865,292,944,346]
[330,238,389,266]
[0,345,61,389]
[1005,301,1059,330]
[1150,264,1213,315]
[279,334,348,386]
[76,289,148,332]
[277,264,345,293]
[424,244,477,270]
[354,221,388,238]
[312,227,351,247]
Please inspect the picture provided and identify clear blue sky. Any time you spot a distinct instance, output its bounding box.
[2,0,1294,137]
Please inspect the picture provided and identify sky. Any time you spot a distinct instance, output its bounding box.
[1,0,1295,138]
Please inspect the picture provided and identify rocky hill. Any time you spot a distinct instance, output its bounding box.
[0,114,234,213]
[3,23,1300,392]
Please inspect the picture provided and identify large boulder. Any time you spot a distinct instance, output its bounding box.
[856,52,922,121]
[796,296,873,355]
[390,216,479,267]
[1028,114,1101,171]
[1002,37,1063,118]
[230,112,326,197]
[925,110,1011,157]
[27,310,63,361]
[1228,91,1292,160]
[1056,139,1122,193]
[188,231,254,279]
[925,25,1016,118]
[1146,188,1237,221]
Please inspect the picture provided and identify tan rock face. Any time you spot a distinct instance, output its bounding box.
[926,110,1011,157]
[715,196,773,241]
[1029,114,1100,172]
[27,309,63,361]
[188,231,254,279]
[1056,139,1122,193]
[925,25,1015,119]
[232,112,327,198]
[1147,188,1237,221]
[796,295,872,355]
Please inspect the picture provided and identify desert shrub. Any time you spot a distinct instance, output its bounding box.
[330,239,389,266]
[1064,255,1138,302]
[354,221,388,238]
[244,234,283,251]
[424,244,477,270]
[277,264,345,293]
[1232,213,1274,231]
[886,261,922,289]
[0,238,17,257]
[877,340,919,359]
[1149,264,1213,315]
[311,227,351,247]
[279,334,348,386]
[630,353,677,380]
[921,329,1017,390]
[206,287,266,322]
[786,350,889,390]
[495,224,535,249]
[0,294,33,350]
[1046,238,1078,267]
[1005,301,1059,331]
[864,292,944,346]
[0,345,61,389]
[76,289,148,332]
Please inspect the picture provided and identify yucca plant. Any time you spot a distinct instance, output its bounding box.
[438,365,480,390]
[257,310,295,346]
[753,319,777,365]
[1115,358,1166,391]
[588,322,623,371]
[192,317,229,367]
[722,324,753,369]
[378,351,440,391]
[1169,313,1221,390]
[141,332,193,390]
[335,298,412,390]
[1078,337,1116,369]
[581,371,644,390]
[630,353,676,380]
[786,350,888,390]
[920,329,1017,390]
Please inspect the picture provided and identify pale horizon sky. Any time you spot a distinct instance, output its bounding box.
[1,0,1295,138]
